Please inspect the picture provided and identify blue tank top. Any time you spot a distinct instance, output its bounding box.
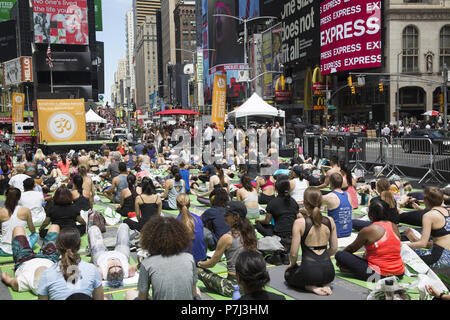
[180,169,190,192]
[114,175,129,203]
[328,191,353,238]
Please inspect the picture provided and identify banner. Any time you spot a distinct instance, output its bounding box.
[320,0,382,75]
[37,99,86,143]
[262,29,272,98]
[12,93,24,132]
[197,48,204,107]
[94,0,102,31]
[33,0,89,45]
[0,0,16,22]
[211,74,227,131]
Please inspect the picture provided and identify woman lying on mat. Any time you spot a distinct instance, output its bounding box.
[197,201,257,297]
[285,187,338,296]
[235,250,285,300]
[335,198,405,281]
[37,227,105,300]
[1,225,60,295]
[405,186,450,268]
[125,216,199,300]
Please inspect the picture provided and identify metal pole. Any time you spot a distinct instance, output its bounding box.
[26,85,30,122]
[444,63,448,130]
[50,66,54,93]
[397,52,401,125]
[244,19,248,100]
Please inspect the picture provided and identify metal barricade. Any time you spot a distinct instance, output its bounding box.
[433,138,450,176]
[352,136,389,177]
[303,134,323,160]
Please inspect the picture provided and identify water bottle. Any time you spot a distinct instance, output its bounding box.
[232,284,241,300]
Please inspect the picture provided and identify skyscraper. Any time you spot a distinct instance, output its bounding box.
[133,0,161,26]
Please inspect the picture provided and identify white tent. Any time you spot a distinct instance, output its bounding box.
[85,109,107,124]
[228,93,285,119]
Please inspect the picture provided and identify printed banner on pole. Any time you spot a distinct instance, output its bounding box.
[212,74,227,131]
[12,93,24,132]
[37,99,86,143]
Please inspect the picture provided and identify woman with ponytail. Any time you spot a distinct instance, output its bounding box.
[116,173,140,217]
[176,194,206,262]
[197,201,257,297]
[236,174,260,219]
[72,175,92,213]
[0,187,37,256]
[255,178,300,265]
[78,164,95,200]
[161,166,185,210]
[193,163,230,206]
[37,227,104,300]
[285,187,338,296]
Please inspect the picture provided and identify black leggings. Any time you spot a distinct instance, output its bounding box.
[258,193,275,205]
[335,251,404,282]
[397,209,428,227]
[285,259,335,290]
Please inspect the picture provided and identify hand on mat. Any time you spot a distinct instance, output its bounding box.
[425,285,442,298]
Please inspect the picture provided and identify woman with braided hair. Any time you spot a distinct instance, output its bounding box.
[37,227,104,300]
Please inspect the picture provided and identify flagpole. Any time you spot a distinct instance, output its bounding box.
[50,65,54,93]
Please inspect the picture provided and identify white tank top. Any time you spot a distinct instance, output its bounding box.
[290,178,308,203]
[0,206,27,254]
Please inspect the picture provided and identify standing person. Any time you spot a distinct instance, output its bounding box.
[322,173,353,238]
[124,177,161,232]
[160,166,185,210]
[39,186,86,238]
[236,174,260,219]
[134,140,144,156]
[289,166,309,206]
[37,227,104,300]
[176,194,207,263]
[197,201,258,297]
[285,188,338,296]
[335,198,405,281]
[0,188,37,256]
[255,179,300,265]
[18,178,46,226]
[129,216,198,300]
[201,188,231,251]
[405,187,450,268]
[103,162,128,204]
[204,124,214,146]
[235,250,286,300]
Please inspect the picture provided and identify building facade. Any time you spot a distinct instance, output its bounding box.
[126,10,136,103]
[135,15,159,108]
[161,0,177,103]
[173,0,196,65]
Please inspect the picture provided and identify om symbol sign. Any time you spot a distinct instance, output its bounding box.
[47,112,77,140]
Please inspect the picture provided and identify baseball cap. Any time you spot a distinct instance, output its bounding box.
[296,118,302,123]
[225,201,247,219]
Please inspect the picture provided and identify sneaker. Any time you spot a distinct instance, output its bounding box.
[280,252,290,265]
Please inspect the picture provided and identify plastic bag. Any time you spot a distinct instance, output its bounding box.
[366,276,416,300]
[257,235,285,252]
[103,207,121,226]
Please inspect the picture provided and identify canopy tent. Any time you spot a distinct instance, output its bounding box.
[154,109,199,116]
[85,109,107,123]
[228,93,285,119]
[228,93,285,128]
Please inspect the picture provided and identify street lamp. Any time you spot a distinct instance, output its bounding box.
[213,14,277,99]
[396,51,402,125]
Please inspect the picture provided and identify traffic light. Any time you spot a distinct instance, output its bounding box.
[351,86,356,94]
[379,83,384,92]
[347,76,353,87]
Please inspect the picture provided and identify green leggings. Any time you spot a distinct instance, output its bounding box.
[197,268,238,297]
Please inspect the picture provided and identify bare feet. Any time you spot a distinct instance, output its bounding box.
[305,285,332,296]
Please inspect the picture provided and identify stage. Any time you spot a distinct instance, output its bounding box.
[38,140,118,154]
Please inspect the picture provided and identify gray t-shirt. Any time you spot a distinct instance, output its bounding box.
[107,162,120,179]
[137,253,197,300]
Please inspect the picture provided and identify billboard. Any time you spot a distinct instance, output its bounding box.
[238,0,259,21]
[0,20,16,62]
[262,29,272,98]
[211,74,227,131]
[94,0,102,31]
[260,0,320,66]
[37,99,86,143]
[34,51,91,72]
[320,0,382,75]
[2,56,33,86]
[12,93,24,132]
[0,0,16,22]
[33,0,89,45]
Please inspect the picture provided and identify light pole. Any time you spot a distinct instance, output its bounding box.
[443,63,448,130]
[213,14,277,99]
[396,51,402,125]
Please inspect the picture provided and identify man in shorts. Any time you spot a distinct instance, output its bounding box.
[1,224,60,295]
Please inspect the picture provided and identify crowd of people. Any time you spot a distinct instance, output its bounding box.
[0,119,447,301]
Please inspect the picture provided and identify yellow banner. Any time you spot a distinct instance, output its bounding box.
[12,93,25,133]
[212,74,227,131]
[37,99,86,143]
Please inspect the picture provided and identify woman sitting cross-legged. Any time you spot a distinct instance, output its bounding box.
[335,198,405,281]
[284,187,338,295]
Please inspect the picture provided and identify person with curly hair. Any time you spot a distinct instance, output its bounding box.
[127,216,198,300]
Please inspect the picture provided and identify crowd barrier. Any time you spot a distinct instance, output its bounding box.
[302,133,450,184]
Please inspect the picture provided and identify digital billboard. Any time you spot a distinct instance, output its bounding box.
[0,20,17,62]
[0,0,17,22]
[33,0,89,45]
[320,0,382,75]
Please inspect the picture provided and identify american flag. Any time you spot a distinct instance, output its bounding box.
[47,43,53,68]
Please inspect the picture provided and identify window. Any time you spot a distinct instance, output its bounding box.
[440,25,450,70]
[402,25,419,72]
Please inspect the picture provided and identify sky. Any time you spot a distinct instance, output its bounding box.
[96,0,132,104]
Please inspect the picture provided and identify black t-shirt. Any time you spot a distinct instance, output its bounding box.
[294,123,305,138]
[201,206,230,242]
[239,290,286,300]
[371,196,398,223]
[46,204,80,230]
[266,196,299,234]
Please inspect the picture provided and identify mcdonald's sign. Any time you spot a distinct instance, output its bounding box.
[313,96,326,110]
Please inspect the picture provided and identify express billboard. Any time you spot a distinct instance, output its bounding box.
[33,0,89,45]
[319,0,382,75]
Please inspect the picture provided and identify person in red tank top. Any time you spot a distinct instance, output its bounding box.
[335,198,405,281]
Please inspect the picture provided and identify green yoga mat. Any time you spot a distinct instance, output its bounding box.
[0,264,37,300]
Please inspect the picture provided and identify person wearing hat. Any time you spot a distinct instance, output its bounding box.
[197,201,257,297]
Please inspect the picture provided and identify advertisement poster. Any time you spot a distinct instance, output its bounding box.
[94,0,102,31]
[0,0,16,22]
[211,74,227,131]
[0,20,17,62]
[196,48,204,107]
[12,93,24,131]
[3,57,21,86]
[37,99,86,143]
[238,0,259,21]
[33,0,89,45]
[320,0,382,75]
[262,29,272,98]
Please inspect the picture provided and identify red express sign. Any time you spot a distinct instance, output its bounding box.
[320,0,382,75]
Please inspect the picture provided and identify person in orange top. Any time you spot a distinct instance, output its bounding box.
[335,198,405,281]
[117,141,125,156]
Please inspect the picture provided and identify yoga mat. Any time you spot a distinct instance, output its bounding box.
[266,264,369,300]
